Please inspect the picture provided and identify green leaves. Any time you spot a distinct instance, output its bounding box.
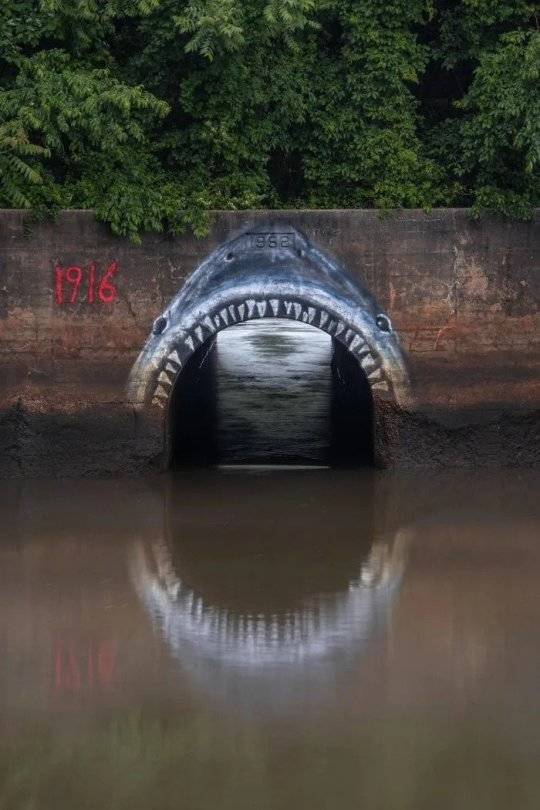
[0,121,49,208]
[461,31,539,169]
[428,5,539,216]
[0,0,538,237]
[299,0,437,208]
[2,51,168,153]
[175,0,245,60]
[263,0,319,35]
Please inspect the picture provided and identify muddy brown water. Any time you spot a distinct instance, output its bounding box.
[0,469,539,809]
[0,322,539,808]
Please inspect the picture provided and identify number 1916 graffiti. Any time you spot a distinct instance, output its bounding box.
[54,261,119,305]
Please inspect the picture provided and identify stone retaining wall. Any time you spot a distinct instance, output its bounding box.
[0,209,538,475]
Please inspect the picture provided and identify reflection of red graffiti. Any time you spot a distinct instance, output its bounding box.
[54,261,118,305]
[54,641,116,693]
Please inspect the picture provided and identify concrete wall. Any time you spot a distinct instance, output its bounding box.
[0,208,538,476]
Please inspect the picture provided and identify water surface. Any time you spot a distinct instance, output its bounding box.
[0,469,539,809]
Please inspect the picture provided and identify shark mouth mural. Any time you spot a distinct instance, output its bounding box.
[127,224,411,467]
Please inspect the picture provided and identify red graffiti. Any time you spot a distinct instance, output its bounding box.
[54,640,117,694]
[54,261,119,305]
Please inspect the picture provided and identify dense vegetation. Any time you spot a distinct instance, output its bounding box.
[0,0,538,239]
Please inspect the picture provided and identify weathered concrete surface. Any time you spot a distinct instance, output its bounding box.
[0,209,538,476]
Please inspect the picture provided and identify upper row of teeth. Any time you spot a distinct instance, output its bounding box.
[151,298,389,408]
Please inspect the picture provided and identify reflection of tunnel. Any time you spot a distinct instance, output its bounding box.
[170,319,374,467]
[130,471,410,713]
[127,224,410,468]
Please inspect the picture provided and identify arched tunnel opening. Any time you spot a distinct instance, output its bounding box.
[127,225,410,470]
[170,318,373,468]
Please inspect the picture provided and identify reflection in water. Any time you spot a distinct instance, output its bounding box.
[0,471,539,808]
[131,534,409,713]
[132,533,407,668]
[130,472,409,711]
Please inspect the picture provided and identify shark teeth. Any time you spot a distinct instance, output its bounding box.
[153,384,169,399]
[360,354,378,374]
[157,371,172,386]
[349,335,364,352]
[167,350,181,367]
[203,316,216,333]
[145,290,399,415]
[371,380,390,393]
[367,367,384,383]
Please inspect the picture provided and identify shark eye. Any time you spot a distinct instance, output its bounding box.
[153,317,167,335]
[376,314,392,333]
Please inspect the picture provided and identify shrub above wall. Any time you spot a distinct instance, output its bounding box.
[0,1,538,241]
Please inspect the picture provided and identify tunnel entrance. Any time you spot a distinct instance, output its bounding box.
[127,223,410,469]
[171,319,373,468]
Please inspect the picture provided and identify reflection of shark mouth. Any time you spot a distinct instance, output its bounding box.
[131,531,409,670]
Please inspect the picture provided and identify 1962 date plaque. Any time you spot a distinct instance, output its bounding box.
[248,232,296,250]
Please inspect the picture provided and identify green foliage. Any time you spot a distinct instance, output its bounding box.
[300,0,441,209]
[0,0,538,239]
[424,1,539,216]
[459,29,540,216]
[0,121,49,208]
[175,0,246,59]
